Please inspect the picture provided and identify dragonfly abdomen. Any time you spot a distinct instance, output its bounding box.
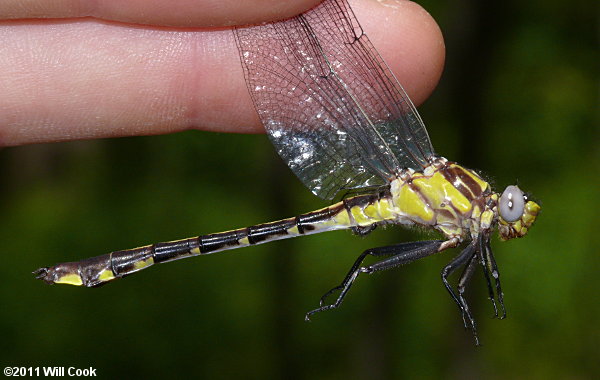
[34,192,397,287]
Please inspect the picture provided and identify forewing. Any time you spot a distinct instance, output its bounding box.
[234,0,434,200]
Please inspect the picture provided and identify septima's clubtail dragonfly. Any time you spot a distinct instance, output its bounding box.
[34,0,540,343]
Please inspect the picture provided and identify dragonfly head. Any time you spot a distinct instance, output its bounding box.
[497,185,540,241]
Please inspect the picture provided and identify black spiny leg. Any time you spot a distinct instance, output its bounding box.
[441,240,480,344]
[305,240,445,321]
[477,232,499,318]
[457,252,478,330]
[483,235,506,319]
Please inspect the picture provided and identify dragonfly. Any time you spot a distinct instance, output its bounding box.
[34,0,539,343]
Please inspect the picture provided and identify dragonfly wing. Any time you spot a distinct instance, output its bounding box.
[234,0,434,200]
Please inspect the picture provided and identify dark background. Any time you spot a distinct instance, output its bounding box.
[1,0,596,378]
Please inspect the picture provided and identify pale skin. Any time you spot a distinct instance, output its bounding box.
[0,0,445,146]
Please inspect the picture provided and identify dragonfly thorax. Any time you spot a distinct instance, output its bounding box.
[389,157,493,240]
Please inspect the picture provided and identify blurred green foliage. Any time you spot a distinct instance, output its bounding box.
[0,0,597,379]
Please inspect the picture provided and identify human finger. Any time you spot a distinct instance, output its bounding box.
[0,0,444,146]
[0,0,322,27]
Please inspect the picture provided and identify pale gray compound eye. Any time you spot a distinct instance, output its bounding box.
[499,185,525,222]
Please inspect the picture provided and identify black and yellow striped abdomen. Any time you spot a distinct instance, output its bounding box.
[35,189,399,287]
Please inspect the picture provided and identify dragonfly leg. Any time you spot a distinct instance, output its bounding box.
[483,236,506,319]
[477,233,499,318]
[441,240,480,345]
[305,240,446,321]
[457,253,478,330]
[351,224,377,236]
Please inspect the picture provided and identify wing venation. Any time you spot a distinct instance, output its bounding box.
[234,0,434,200]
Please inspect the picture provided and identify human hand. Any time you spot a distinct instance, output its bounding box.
[0,0,444,146]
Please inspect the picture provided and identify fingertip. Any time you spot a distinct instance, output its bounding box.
[353,0,445,106]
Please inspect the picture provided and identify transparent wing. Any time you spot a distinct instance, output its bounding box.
[233,0,434,200]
